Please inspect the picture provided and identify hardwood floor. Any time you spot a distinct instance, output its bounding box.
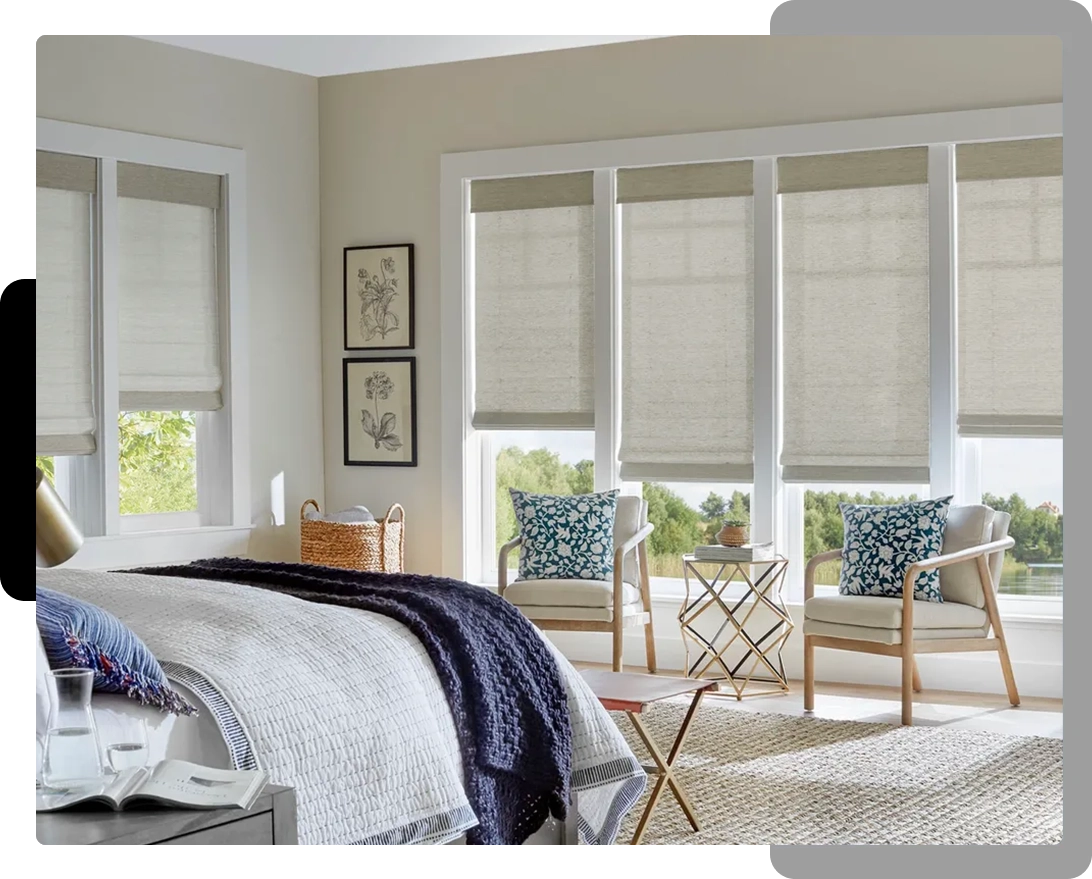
[574,661,1063,739]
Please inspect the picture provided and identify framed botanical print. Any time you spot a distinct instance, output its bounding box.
[343,243,415,350]
[343,357,418,467]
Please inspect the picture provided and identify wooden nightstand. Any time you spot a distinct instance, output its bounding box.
[37,784,297,845]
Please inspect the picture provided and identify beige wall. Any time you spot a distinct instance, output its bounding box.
[319,35,1061,574]
[38,35,323,561]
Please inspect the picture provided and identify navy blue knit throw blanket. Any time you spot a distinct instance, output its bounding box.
[127,558,573,845]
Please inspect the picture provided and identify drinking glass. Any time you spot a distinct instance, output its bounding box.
[41,668,104,789]
[104,716,150,773]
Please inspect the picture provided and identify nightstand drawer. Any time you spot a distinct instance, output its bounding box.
[158,813,273,845]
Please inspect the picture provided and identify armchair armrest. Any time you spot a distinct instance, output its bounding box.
[804,549,843,601]
[613,522,655,571]
[903,536,1015,579]
[900,536,1016,633]
[498,536,522,597]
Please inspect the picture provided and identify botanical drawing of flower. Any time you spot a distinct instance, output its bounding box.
[361,370,403,452]
[358,255,400,340]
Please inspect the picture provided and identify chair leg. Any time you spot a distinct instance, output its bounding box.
[638,541,657,673]
[996,637,1020,707]
[901,649,914,726]
[612,617,624,673]
[978,556,1020,707]
[643,621,657,674]
[912,659,922,693]
[803,635,815,711]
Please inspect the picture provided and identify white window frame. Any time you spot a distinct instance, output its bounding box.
[38,118,252,569]
[440,103,1062,615]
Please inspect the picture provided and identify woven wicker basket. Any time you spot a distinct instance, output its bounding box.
[299,499,405,573]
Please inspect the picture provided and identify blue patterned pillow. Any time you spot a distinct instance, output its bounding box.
[838,496,953,603]
[510,489,619,581]
[36,586,197,716]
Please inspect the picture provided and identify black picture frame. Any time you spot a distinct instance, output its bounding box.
[343,243,415,351]
[342,356,418,467]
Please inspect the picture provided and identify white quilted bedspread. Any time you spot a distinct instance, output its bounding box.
[38,568,644,845]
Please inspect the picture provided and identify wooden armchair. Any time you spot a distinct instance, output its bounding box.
[499,495,656,673]
[803,504,1019,725]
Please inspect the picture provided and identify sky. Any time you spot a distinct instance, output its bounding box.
[494,431,1063,512]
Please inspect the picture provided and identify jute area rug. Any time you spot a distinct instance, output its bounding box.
[612,699,1062,845]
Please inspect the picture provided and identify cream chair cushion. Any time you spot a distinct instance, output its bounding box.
[804,594,989,645]
[939,506,1010,608]
[517,602,646,623]
[802,619,989,645]
[805,594,988,629]
[504,578,643,608]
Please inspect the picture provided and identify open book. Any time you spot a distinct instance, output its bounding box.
[36,760,269,813]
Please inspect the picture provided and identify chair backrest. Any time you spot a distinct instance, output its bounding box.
[939,504,1011,607]
[613,495,649,586]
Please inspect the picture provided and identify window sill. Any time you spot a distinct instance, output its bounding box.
[57,525,255,571]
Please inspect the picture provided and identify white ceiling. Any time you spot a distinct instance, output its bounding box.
[137,36,662,78]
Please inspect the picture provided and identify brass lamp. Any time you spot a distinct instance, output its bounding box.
[36,466,83,567]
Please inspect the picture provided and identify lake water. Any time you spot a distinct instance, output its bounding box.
[999,567,1063,597]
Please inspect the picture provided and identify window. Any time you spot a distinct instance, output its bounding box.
[642,483,752,581]
[35,152,95,457]
[445,105,1062,613]
[488,431,595,576]
[963,438,1063,596]
[118,411,198,517]
[779,149,930,484]
[35,120,248,562]
[955,138,1062,599]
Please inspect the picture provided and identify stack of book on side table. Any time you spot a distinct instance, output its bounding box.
[693,541,776,562]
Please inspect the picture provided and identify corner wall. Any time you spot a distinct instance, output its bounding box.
[37,36,323,560]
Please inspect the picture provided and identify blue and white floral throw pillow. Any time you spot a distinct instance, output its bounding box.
[838,496,953,603]
[510,489,619,581]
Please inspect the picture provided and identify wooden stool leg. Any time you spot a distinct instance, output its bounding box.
[912,659,923,693]
[803,635,815,711]
[625,690,706,843]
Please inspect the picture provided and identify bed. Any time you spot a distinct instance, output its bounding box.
[37,567,646,845]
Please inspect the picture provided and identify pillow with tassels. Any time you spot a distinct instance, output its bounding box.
[36,586,197,716]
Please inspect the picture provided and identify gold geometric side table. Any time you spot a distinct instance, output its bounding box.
[678,555,793,699]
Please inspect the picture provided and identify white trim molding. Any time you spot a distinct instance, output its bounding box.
[37,118,250,568]
[440,103,1063,610]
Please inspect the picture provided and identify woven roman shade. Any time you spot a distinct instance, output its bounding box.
[471,174,595,429]
[956,138,1062,437]
[779,149,931,483]
[619,161,754,481]
[118,163,223,411]
[36,151,97,456]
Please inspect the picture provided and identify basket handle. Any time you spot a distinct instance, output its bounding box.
[379,504,406,572]
[300,499,321,521]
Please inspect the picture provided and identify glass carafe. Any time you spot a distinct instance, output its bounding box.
[42,668,104,789]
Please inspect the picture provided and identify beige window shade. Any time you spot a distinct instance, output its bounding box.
[118,186,223,411]
[620,194,754,481]
[470,172,593,213]
[473,191,594,429]
[957,140,1061,437]
[617,161,754,203]
[36,185,96,455]
[118,162,222,209]
[37,150,97,193]
[780,169,931,483]
[778,147,928,194]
